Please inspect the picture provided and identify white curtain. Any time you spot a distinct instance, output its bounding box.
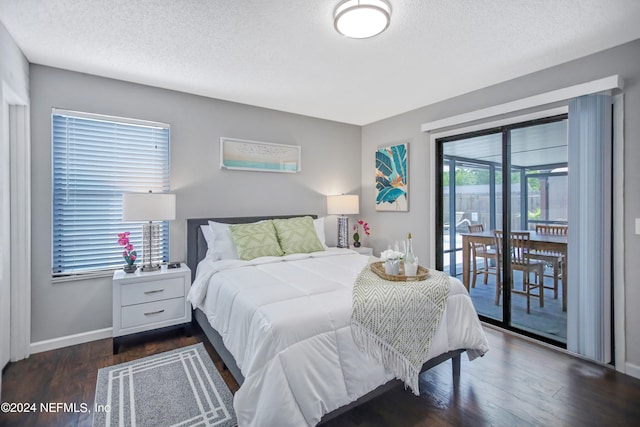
[567,93,612,363]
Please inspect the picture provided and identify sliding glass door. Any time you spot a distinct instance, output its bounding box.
[442,158,496,278]
[436,115,569,345]
[440,131,503,322]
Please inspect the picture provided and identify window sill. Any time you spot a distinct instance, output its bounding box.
[52,269,115,284]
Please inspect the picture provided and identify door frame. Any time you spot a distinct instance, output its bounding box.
[1,80,31,365]
[427,100,625,371]
[435,114,567,342]
[1,88,11,371]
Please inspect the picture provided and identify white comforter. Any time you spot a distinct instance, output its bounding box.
[188,249,489,426]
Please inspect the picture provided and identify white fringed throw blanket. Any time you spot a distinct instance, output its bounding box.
[351,265,450,395]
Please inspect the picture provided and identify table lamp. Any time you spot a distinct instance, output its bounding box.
[327,194,359,248]
[122,191,176,271]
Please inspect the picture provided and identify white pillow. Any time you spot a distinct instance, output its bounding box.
[208,220,240,260]
[200,225,216,259]
[313,217,328,248]
[206,218,325,259]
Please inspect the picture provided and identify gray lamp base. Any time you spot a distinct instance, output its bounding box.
[337,216,350,248]
[141,222,162,272]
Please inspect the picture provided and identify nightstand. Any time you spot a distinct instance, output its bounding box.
[112,265,191,353]
[351,246,373,256]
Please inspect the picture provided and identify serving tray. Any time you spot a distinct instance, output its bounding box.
[370,261,429,282]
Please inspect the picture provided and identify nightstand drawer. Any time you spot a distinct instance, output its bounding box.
[121,277,185,306]
[112,265,191,353]
[121,297,186,329]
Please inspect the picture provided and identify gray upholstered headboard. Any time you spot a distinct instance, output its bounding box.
[186,215,317,282]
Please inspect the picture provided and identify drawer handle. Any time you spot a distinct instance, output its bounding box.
[144,289,165,295]
[144,309,165,316]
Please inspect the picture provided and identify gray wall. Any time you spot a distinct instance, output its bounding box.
[30,65,361,342]
[361,39,640,372]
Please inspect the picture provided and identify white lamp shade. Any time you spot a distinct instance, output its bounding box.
[122,193,176,221]
[327,194,359,215]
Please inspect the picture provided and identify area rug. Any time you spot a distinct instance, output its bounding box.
[93,343,236,427]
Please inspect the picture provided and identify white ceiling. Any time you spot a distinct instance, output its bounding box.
[1,0,639,126]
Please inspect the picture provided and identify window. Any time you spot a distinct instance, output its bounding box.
[52,109,170,276]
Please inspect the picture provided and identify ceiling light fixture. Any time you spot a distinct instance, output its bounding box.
[334,0,391,39]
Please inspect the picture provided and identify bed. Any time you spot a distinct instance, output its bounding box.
[186,215,489,426]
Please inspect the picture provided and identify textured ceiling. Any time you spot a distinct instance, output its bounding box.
[1,0,639,125]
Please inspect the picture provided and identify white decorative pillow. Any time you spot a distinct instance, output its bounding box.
[313,217,328,248]
[200,225,216,259]
[208,220,240,260]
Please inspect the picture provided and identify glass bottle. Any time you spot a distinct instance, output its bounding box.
[404,233,417,275]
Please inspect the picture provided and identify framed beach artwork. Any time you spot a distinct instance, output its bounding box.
[220,137,301,173]
[375,142,408,211]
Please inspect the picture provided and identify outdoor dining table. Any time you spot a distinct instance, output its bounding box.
[461,229,568,311]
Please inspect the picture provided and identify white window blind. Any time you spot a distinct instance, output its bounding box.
[52,110,171,276]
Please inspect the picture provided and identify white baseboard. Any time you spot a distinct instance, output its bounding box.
[30,327,113,354]
[625,362,640,380]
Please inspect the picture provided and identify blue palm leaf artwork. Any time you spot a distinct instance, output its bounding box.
[375,143,408,211]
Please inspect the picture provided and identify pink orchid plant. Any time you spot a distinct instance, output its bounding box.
[117,231,137,266]
[352,219,370,247]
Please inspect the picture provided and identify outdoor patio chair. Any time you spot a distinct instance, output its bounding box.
[444,211,471,232]
[468,224,497,288]
[494,231,545,314]
[528,224,568,301]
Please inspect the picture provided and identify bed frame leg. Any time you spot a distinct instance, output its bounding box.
[452,354,461,384]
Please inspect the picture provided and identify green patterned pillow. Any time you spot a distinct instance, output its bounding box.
[273,216,325,255]
[229,221,284,260]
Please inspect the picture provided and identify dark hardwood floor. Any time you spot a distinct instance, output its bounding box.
[2,324,640,426]
[1,326,239,427]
